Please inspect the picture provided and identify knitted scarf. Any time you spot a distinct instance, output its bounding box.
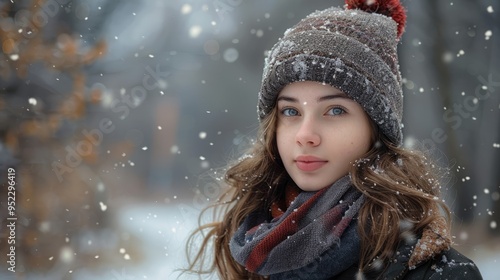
[229,175,365,279]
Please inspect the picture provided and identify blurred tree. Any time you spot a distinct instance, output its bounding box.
[0,0,121,274]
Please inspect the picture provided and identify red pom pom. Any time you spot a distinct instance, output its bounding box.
[345,0,407,38]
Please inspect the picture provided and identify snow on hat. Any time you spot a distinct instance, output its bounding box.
[257,0,407,146]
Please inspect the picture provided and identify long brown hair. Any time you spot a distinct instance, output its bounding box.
[184,107,450,279]
[352,134,451,274]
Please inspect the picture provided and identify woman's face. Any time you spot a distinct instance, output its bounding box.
[276,81,373,191]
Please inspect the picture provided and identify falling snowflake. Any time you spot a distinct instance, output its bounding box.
[485,30,493,40]
[223,48,239,63]
[60,246,74,263]
[99,202,107,211]
[181,4,192,14]
[189,25,202,38]
[170,145,179,154]
[28,97,37,105]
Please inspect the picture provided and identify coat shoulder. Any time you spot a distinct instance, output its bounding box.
[406,247,483,280]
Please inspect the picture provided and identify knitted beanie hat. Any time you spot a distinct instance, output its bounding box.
[258,0,407,146]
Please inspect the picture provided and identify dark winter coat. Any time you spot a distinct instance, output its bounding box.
[335,247,483,280]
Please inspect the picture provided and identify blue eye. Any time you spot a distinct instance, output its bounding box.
[328,107,345,116]
[282,108,299,116]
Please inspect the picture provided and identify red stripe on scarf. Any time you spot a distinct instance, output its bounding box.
[322,203,349,231]
[245,187,328,272]
[271,184,301,219]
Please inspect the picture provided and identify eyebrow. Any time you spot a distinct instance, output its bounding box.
[277,93,350,103]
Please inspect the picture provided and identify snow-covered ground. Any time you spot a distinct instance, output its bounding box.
[2,202,498,279]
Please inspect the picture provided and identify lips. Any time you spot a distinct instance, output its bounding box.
[295,155,328,172]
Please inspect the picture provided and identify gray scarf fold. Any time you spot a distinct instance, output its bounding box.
[229,175,365,279]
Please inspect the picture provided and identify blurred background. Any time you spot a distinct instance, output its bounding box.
[0,0,498,279]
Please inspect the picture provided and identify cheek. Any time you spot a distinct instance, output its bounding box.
[351,124,372,156]
[341,122,372,159]
[276,126,288,155]
[348,139,370,160]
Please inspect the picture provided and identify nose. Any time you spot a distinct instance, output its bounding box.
[295,118,321,147]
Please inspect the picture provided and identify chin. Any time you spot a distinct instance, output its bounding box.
[291,172,346,191]
[294,180,331,192]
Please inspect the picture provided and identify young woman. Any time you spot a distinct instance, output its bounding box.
[186,0,483,279]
